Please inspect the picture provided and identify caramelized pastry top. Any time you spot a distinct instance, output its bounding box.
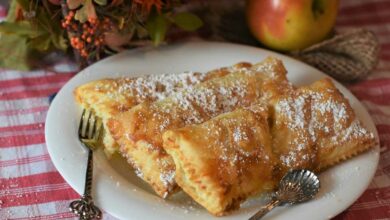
[271,78,376,173]
[163,105,277,215]
[107,57,292,197]
[73,62,248,155]
[117,57,291,148]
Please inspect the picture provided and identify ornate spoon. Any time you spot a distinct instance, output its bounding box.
[249,169,320,220]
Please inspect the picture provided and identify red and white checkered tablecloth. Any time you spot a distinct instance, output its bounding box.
[0,0,389,219]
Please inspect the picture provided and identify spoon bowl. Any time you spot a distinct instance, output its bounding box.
[249,169,320,220]
[277,169,320,204]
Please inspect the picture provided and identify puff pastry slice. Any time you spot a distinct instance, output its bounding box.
[162,78,376,215]
[74,62,248,156]
[108,57,292,197]
[163,105,277,216]
[270,78,377,174]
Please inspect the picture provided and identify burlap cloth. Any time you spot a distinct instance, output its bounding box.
[291,29,380,82]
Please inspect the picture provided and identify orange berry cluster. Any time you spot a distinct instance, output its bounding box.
[62,11,113,58]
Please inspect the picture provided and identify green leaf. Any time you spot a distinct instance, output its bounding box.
[0,33,30,70]
[85,0,97,19]
[6,0,19,22]
[37,6,60,33]
[75,0,96,22]
[15,0,30,10]
[67,0,83,9]
[28,34,52,51]
[118,17,125,29]
[172,12,203,31]
[75,5,88,22]
[0,0,67,70]
[0,21,45,38]
[146,13,169,46]
[94,0,107,6]
[136,25,148,39]
[52,34,68,51]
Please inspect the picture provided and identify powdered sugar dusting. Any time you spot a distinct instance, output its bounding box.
[134,167,144,178]
[276,90,353,143]
[276,95,307,130]
[311,91,348,130]
[255,58,282,78]
[155,156,177,196]
[276,88,374,167]
[233,127,249,143]
[171,79,248,124]
[94,71,208,105]
[332,119,373,143]
[159,165,176,199]
[160,170,175,188]
[280,151,298,167]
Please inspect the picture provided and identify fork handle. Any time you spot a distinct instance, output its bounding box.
[249,199,281,220]
[83,148,93,197]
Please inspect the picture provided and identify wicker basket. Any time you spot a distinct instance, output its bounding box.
[291,29,380,82]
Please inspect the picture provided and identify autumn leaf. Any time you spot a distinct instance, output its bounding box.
[52,34,68,51]
[75,0,97,22]
[146,12,169,46]
[28,34,52,51]
[94,0,107,6]
[0,21,45,38]
[67,0,83,9]
[136,25,148,38]
[172,12,203,31]
[15,0,29,10]
[0,33,30,70]
[6,0,19,22]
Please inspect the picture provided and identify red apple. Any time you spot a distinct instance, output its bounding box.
[247,0,339,51]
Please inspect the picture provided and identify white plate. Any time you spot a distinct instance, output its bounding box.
[45,42,379,220]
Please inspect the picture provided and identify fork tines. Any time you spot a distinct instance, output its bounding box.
[79,109,102,146]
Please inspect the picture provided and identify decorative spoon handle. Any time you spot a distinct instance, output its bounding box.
[249,199,281,220]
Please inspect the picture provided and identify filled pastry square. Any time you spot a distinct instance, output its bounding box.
[163,105,277,216]
[107,57,291,197]
[269,78,377,173]
[161,78,376,215]
[74,62,248,156]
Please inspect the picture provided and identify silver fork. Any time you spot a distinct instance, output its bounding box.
[69,109,103,220]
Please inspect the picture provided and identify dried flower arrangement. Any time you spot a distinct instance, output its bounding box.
[0,0,203,70]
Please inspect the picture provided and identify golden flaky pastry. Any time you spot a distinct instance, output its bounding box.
[73,62,248,156]
[74,56,376,217]
[107,57,292,198]
[163,105,278,216]
[270,78,377,174]
[162,78,376,216]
